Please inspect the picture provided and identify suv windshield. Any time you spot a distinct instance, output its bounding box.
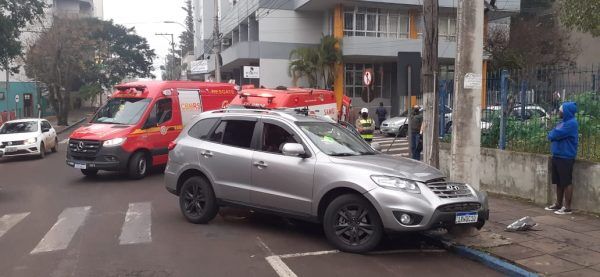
[297,122,375,156]
[0,121,38,134]
[92,98,151,125]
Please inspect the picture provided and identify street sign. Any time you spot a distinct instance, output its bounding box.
[190,60,209,74]
[15,95,19,103]
[244,66,260,79]
[363,69,373,86]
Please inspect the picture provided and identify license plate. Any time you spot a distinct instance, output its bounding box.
[455,212,478,224]
[74,163,87,169]
[5,147,17,153]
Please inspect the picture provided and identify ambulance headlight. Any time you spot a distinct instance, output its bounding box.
[103,137,126,147]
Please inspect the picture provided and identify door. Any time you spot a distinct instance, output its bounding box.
[250,119,316,215]
[177,89,202,127]
[41,120,55,147]
[199,118,257,203]
[23,94,33,117]
[143,98,179,165]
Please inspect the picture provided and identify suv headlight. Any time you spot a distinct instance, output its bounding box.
[25,137,37,144]
[371,175,421,194]
[103,137,126,147]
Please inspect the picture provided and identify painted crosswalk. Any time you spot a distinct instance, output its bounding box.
[372,135,410,157]
[0,203,153,255]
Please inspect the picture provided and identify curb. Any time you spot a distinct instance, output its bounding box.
[56,117,88,135]
[430,237,539,277]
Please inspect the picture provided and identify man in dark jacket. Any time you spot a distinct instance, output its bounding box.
[545,102,578,215]
[409,106,423,160]
[375,102,387,130]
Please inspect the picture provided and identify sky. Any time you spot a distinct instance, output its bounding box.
[103,0,188,80]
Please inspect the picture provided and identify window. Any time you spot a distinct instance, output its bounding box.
[343,6,410,38]
[188,118,219,140]
[209,120,256,148]
[344,63,384,99]
[92,98,151,125]
[41,121,51,130]
[146,98,173,127]
[439,16,457,41]
[261,123,299,154]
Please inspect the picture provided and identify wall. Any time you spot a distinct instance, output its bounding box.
[258,9,323,44]
[440,143,600,214]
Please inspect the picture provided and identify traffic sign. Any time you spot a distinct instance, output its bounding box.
[363,69,373,86]
[15,95,19,103]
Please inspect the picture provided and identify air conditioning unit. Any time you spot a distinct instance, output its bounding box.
[222,38,232,47]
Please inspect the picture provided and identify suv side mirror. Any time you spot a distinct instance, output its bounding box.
[281,143,306,157]
[371,142,382,151]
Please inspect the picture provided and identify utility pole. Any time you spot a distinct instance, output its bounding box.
[421,0,439,167]
[213,0,222,82]
[156,33,176,80]
[450,0,484,189]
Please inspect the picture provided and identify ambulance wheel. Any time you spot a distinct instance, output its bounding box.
[128,151,149,180]
[81,169,98,177]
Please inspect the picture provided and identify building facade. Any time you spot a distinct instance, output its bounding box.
[192,0,520,116]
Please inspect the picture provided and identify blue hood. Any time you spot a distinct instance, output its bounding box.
[561,102,577,121]
[548,101,579,159]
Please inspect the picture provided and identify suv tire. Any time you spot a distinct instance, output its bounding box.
[323,194,383,253]
[128,152,148,179]
[81,169,98,177]
[179,176,218,224]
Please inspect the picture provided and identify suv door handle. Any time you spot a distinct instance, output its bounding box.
[253,161,268,168]
[200,150,213,158]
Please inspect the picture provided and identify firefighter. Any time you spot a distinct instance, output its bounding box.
[356,108,375,142]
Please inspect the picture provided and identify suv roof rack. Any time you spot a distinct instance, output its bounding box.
[210,108,298,120]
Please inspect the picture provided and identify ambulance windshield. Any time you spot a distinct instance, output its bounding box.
[92,98,151,125]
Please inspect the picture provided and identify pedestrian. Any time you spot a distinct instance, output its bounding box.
[409,106,423,160]
[552,91,561,114]
[545,102,578,215]
[355,108,374,142]
[375,102,387,131]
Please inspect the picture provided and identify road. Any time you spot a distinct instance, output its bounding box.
[0,130,501,277]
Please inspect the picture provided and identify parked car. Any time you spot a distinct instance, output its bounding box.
[165,109,489,253]
[381,106,452,136]
[0,119,58,159]
[480,104,550,132]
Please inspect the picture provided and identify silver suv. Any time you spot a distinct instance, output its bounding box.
[165,109,488,253]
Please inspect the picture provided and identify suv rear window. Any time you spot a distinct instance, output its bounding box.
[209,120,256,148]
[188,118,218,140]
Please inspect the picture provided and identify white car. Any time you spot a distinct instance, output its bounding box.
[0,119,58,159]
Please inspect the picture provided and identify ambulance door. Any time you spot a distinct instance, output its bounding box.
[143,97,178,165]
[177,89,202,126]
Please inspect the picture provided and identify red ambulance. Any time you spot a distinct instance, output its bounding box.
[228,86,352,121]
[66,81,237,179]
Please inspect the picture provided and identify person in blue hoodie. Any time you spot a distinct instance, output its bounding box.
[545,102,578,215]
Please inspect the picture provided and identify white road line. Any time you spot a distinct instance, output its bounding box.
[265,256,298,277]
[59,138,69,144]
[119,202,152,245]
[31,206,91,254]
[256,236,275,256]
[0,212,30,239]
[278,250,340,259]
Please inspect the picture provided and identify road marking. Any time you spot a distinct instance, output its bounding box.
[278,250,340,259]
[119,202,152,245]
[0,212,30,239]
[59,138,69,144]
[31,206,91,254]
[265,256,298,277]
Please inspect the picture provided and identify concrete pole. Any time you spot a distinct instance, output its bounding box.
[450,0,484,189]
[421,0,440,167]
[213,0,222,82]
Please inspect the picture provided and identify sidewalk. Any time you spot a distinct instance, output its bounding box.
[444,195,600,276]
[45,107,95,134]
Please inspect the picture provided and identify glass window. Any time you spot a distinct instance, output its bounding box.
[188,118,219,140]
[210,120,256,148]
[297,122,375,156]
[399,15,409,38]
[378,11,387,37]
[261,123,299,154]
[0,121,38,134]
[366,13,377,36]
[91,98,151,125]
[355,8,366,36]
[146,98,173,127]
[344,11,354,36]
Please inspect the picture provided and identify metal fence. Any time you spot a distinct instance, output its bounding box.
[440,65,600,162]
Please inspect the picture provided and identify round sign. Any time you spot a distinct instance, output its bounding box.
[363,71,373,86]
[160,126,168,135]
[15,95,20,103]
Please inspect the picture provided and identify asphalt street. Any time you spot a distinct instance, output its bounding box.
[0,130,501,277]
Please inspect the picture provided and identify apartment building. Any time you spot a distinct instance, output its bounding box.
[192,0,520,115]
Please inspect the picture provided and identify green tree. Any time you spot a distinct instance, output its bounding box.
[559,0,600,37]
[288,35,342,88]
[0,0,46,73]
[288,47,319,87]
[179,0,195,57]
[317,35,343,89]
[161,53,182,81]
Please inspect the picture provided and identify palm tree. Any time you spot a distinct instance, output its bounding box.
[288,47,319,87]
[317,35,342,89]
[288,35,342,88]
